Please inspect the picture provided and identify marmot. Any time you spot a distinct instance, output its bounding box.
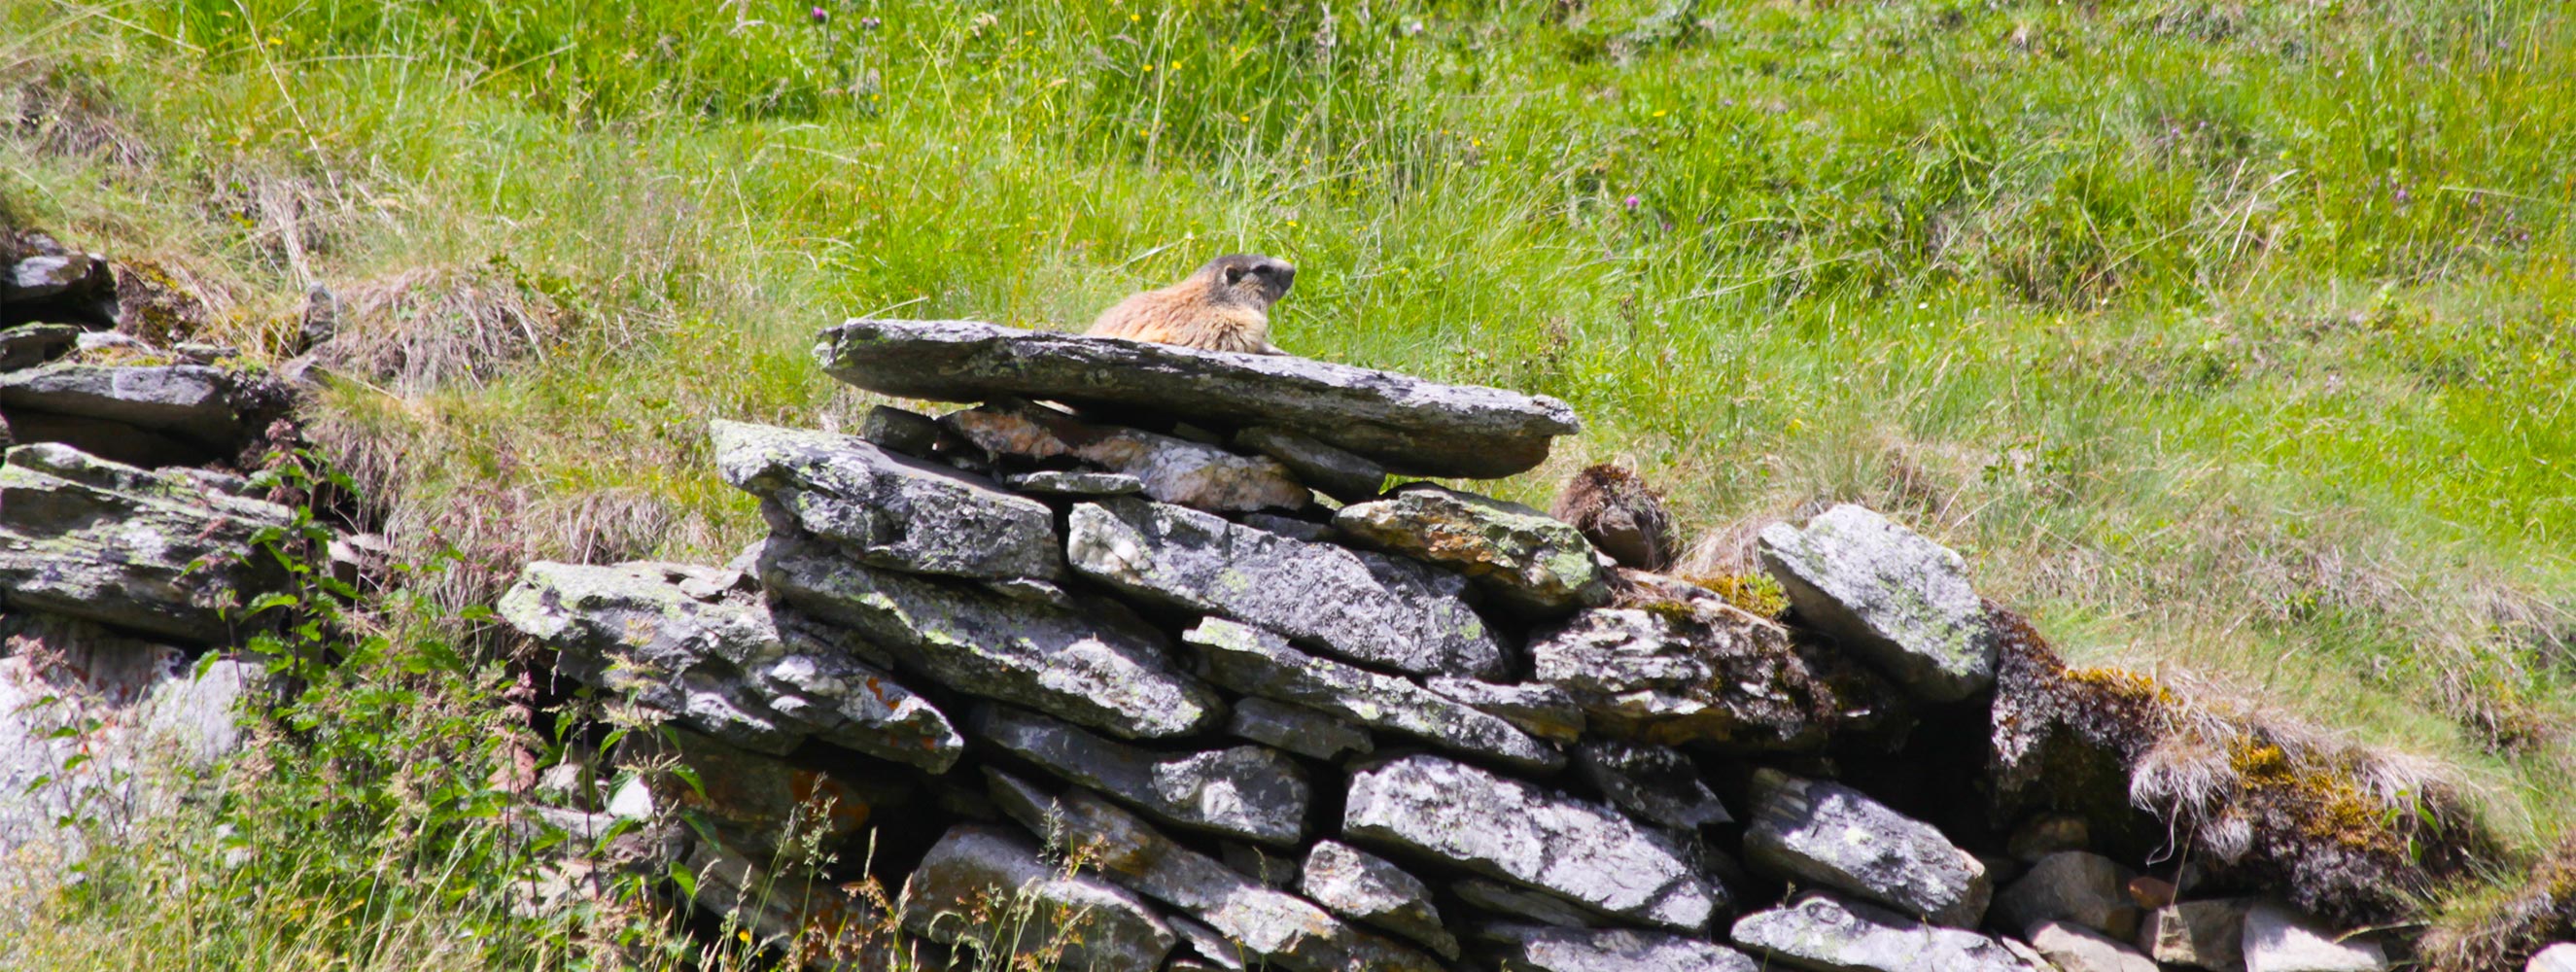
[1551,463,1677,572]
[1085,254,1296,354]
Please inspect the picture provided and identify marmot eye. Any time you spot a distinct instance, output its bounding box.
[1225,267,1247,284]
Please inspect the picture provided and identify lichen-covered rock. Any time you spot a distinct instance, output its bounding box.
[1729,893,2045,972]
[2138,898,2252,971]
[1333,484,1611,614]
[1235,425,1385,503]
[942,400,1308,513]
[2028,920,2158,972]
[902,823,1175,970]
[496,559,964,770]
[1226,697,1373,762]
[1425,677,1586,742]
[0,323,80,370]
[814,318,1582,478]
[710,419,1062,582]
[1487,924,1758,972]
[1744,770,1990,928]
[1183,618,1558,772]
[0,363,275,457]
[1575,740,1732,830]
[1001,469,1143,497]
[1299,841,1459,959]
[856,404,941,457]
[1757,504,1997,702]
[1528,606,1903,750]
[2243,901,2387,972]
[1343,753,1723,932]
[973,705,1308,846]
[1072,498,1504,678]
[1996,851,2140,941]
[987,772,1445,972]
[760,529,1220,740]
[0,442,294,642]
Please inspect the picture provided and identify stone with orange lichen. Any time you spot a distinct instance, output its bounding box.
[1333,483,1612,614]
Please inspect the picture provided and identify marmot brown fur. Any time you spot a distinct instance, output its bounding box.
[1085,254,1296,355]
[1551,463,1677,572]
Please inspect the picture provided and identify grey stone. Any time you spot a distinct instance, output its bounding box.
[1236,425,1385,503]
[1343,753,1723,931]
[1456,879,1609,928]
[759,528,1221,739]
[1184,618,1558,772]
[815,317,1582,478]
[2139,898,2253,972]
[2029,920,2157,972]
[1300,840,1459,959]
[1425,677,1586,742]
[1744,770,1989,927]
[1488,924,1758,972]
[623,729,908,864]
[987,773,1445,972]
[1221,841,1301,887]
[1334,484,1612,613]
[0,363,263,449]
[1224,697,1373,762]
[1574,740,1731,830]
[1169,915,1250,969]
[2,252,106,300]
[0,443,296,642]
[901,823,1175,970]
[1000,469,1143,496]
[943,401,1309,513]
[857,404,940,457]
[2528,944,2576,972]
[2242,901,2386,972]
[0,323,79,370]
[1073,498,1504,678]
[1529,606,1903,750]
[1758,504,1998,702]
[1238,511,1335,542]
[973,705,1308,846]
[496,560,963,770]
[2008,814,2092,863]
[711,419,1062,582]
[1997,851,2140,941]
[1729,893,2045,972]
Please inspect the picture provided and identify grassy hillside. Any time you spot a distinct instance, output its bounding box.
[3,0,2571,962]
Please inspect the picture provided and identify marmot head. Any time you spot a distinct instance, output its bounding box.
[1195,254,1296,309]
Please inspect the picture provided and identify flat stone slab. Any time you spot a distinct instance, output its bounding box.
[1184,618,1558,772]
[815,318,1582,478]
[710,419,1062,582]
[0,363,252,446]
[902,823,1175,970]
[1425,677,1586,742]
[1731,893,2044,972]
[2243,901,2387,972]
[1758,504,1998,702]
[1334,484,1611,614]
[1486,924,1758,972]
[1574,740,1732,830]
[0,442,295,642]
[2027,920,2158,972]
[1744,770,1990,928]
[1995,850,2139,941]
[1072,497,1505,678]
[1226,696,1374,762]
[1236,425,1385,503]
[945,401,1308,512]
[0,323,80,370]
[1529,606,1903,751]
[759,528,1221,740]
[1300,841,1459,959]
[497,560,963,770]
[1343,753,1723,932]
[973,705,1308,846]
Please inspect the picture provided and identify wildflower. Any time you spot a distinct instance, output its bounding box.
[860,16,881,29]
[810,7,828,23]
[1622,195,1640,210]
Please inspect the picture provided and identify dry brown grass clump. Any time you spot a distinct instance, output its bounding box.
[317,265,567,397]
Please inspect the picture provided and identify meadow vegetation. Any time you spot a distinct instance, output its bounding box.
[1,0,2569,964]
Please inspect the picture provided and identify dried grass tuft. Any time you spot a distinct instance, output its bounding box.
[317,265,565,396]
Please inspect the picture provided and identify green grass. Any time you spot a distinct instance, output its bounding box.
[3,0,2573,959]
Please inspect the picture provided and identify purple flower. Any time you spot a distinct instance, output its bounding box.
[860,15,881,29]
[810,7,828,23]
[1622,195,1640,211]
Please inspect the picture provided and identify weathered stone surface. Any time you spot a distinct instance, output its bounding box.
[0,323,80,370]
[0,613,258,861]
[760,528,1220,739]
[944,401,1308,512]
[902,823,1175,970]
[1344,753,1722,931]
[1457,879,1609,928]
[1225,696,1373,761]
[2139,898,2252,972]
[0,443,295,642]
[1075,498,1504,678]
[1184,618,1558,772]
[1426,677,1586,742]
[0,363,263,449]
[1488,924,1757,972]
[712,419,1061,582]
[2029,920,2158,972]
[626,729,905,864]
[1744,770,1990,928]
[1530,606,1903,750]
[1236,425,1385,503]
[2,251,108,301]
[1335,484,1611,614]
[1169,915,1251,970]
[1997,851,2140,941]
[857,404,940,457]
[1730,893,2043,972]
[497,560,963,770]
[974,705,1308,846]
[987,772,1444,972]
[2008,814,2092,863]
[2528,944,2576,972]
[1300,840,1459,959]
[1221,841,1301,887]
[1575,740,1731,830]
[1758,504,1998,702]
[2242,901,2387,972]
[1001,469,1143,497]
[683,841,903,970]
[815,318,1582,478]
